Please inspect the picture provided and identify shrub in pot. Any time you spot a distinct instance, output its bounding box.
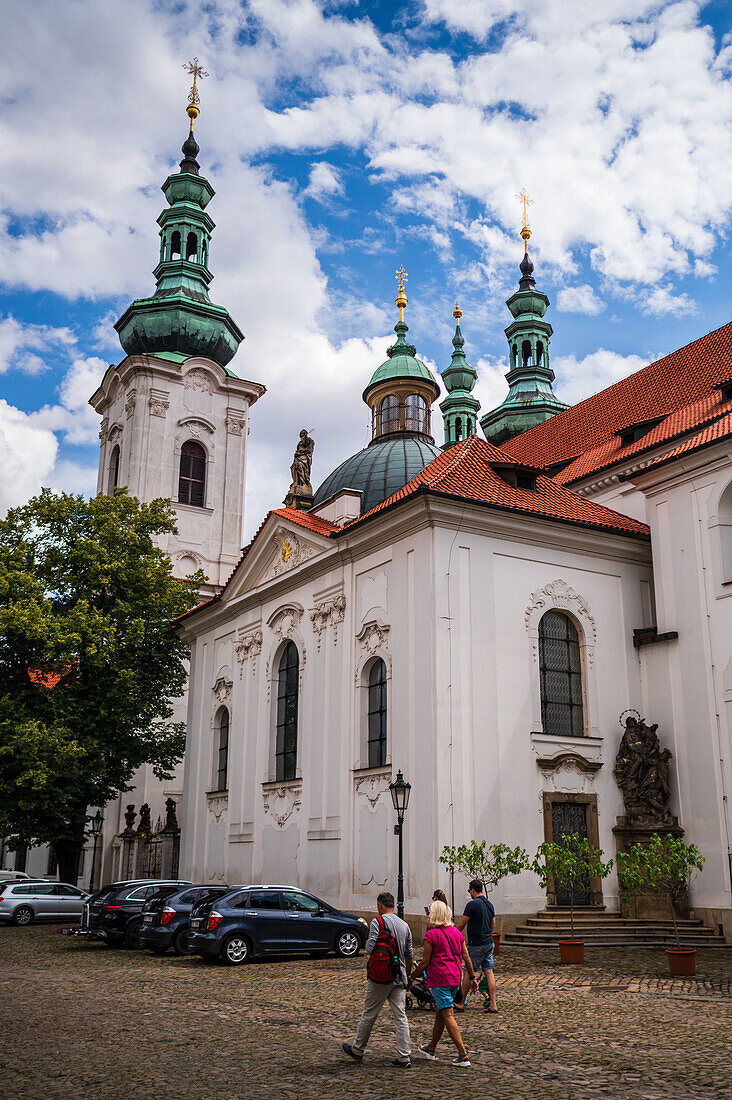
[532,834,613,964]
[439,840,530,951]
[616,834,704,976]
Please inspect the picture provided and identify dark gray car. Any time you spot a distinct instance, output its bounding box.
[0,881,88,925]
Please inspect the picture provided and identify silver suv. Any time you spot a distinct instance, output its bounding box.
[0,881,88,925]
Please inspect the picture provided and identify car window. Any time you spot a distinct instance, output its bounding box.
[226,891,250,909]
[282,891,322,914]
[248,891,281,910]
[31,884,56,896]
[55,885,82,896]
[178,889,201,905]
[8,885,33,896]
[126,886,156,901]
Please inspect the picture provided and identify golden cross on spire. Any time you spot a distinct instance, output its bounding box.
[516,189,533,252]
[183,57,209,130]
[395,265,408,322]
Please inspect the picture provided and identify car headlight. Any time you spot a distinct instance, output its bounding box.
[357,917,368,927]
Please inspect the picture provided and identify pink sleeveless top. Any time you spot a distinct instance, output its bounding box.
[423,925,464,987]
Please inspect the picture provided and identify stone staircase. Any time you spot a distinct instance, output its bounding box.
[502,908,728,948]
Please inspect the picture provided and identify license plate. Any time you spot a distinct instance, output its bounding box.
[190,919,201,929]
[143,915,153,923]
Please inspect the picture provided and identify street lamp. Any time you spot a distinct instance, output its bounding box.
[389,770,411,920]
[89,809,104,893]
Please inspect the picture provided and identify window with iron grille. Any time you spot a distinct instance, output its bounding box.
[367,658,387,767]
[276,641,299,781]
[216,708,229,791]
[538,610,584,737]
[178,440,206,506]
[380,394,400,434]
[405,393,428,433]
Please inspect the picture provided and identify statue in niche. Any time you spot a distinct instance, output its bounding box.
[284,429,315,510]
[614,716,674,827]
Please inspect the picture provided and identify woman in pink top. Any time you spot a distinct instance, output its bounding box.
[408,900,478,1068]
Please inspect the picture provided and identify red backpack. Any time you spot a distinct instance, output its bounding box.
[366,915,400,984]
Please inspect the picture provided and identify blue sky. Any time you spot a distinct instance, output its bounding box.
[1,0,732,537]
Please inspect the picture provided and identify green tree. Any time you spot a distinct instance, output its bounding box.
[439,840,530,896]
[616,834,704,949]
[0,488,204,883]
[532,834,614,941]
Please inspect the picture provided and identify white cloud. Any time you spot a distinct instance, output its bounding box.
[641,284,697,318]
[30,356,105,445]
[0,316,77,375]
[0,399,59,513]
[556,285,606,316]
[553,348,648,405]
[303,162,343,201]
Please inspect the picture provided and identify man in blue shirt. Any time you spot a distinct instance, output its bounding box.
[455,878,497,1012]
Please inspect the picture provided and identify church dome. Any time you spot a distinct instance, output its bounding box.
[312,436,441,514]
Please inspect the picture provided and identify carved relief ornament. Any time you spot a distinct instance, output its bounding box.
[184,368,215,394]
[262,782,302,828]
[310,594,346,650]
[269,529,316,578]
[524,578,596,666]
[268,604,303,640]
[212,676,233,703]
[125,391,137,419]
[356,619,390,656]
[234,628,263,673]
[354,770,391,811]
[226,415,245,436]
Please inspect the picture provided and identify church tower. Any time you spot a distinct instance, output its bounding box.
[90,70,265,591]
[480,208,568,446]
[440,303,480,448]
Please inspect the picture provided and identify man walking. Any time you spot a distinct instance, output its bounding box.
[456,878,497,1012]
[342,891,413,1067]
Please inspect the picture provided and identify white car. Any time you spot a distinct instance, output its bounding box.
[0,881,89,925]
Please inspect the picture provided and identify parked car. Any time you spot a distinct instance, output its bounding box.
[188,884,369,965]
[140,884,233,956]
[0,881,88,925]
[83,879,192,947]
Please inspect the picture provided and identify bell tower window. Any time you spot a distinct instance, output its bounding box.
[380,395,400,435]
[186,232,198,262]
[170,231,181,259]
[178,440,206,507]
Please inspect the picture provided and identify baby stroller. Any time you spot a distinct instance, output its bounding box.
[405,976,436,1011]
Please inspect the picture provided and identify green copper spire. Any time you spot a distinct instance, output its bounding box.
[480,217,568,445]
[440,304,480,449]
[115,77,243,368]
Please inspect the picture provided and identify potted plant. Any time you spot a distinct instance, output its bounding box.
[616,833,705,976]
[532,834,613,964]
[439,841,530,953]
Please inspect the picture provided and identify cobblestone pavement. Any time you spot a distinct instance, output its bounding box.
[1,926,731,1100]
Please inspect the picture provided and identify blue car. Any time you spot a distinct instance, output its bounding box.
[139,884,234,956]
[187,884,369,965]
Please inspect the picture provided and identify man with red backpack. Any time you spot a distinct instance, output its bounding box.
[342,891,413,1067]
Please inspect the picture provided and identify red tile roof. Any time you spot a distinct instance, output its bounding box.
[346,435,650,539]
[28,669,67,689]
[502,321,732,482]
[626,410,732,477]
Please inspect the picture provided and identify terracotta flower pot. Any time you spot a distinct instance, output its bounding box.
[666,948,696,976]
[558,939,584,964]
[492,932,500,956]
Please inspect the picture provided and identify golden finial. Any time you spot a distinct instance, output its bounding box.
[516,188,533,253]
[395,265,408,323]
[183,57,209,132]
[453,301,462,323]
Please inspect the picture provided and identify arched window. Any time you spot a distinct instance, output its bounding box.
[215,707,229,791]
[405,393,428,433]
[455,416,463,441]
[186,232,198,262]
[522,340,533,366]
[537,340,544,367]
[380,394,400,435]
[538,610,584,737]
[367,658,387,768]
[720,481,732,582]
[170,230,181,259]
[276,641,299,781]
[178,441,206,507]
[107,445,120,495]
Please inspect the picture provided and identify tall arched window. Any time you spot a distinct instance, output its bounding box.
[405,393,428,433]
[522,340,533,366]
[216,707,229,791]
[276,641,299,781]
[107,445,120,495]
[538,610,584,737]
[719,480,732,582]
[367,658,387,767]
[170,230,181,259]
[186,232,198,262]
[380,394,400,435]
[178,441,206,506]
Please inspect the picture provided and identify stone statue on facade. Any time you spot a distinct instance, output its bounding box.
[123,804,137,835]
[136,802,152,836]
[284,429,315,510]
[164,797,180,833]
[614,716,674,827]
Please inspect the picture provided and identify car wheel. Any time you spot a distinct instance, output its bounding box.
[221,934,251,965]
[11,905,33,927]
[124,921,144,949]
[172,928,189,956]
[335,930,361,958]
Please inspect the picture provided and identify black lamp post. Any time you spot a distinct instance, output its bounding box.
[89,809,104,892]
[389,770,411,920]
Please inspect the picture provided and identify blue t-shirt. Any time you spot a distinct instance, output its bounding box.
[463,895,495,947]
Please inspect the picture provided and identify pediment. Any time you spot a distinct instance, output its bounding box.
[223,518,333,602]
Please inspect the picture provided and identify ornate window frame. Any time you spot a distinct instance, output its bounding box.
[354,620,391,770]
[525,579,598,739]
[264,607,306,783]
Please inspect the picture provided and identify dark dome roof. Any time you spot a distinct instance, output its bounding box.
[313,436,442,514]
